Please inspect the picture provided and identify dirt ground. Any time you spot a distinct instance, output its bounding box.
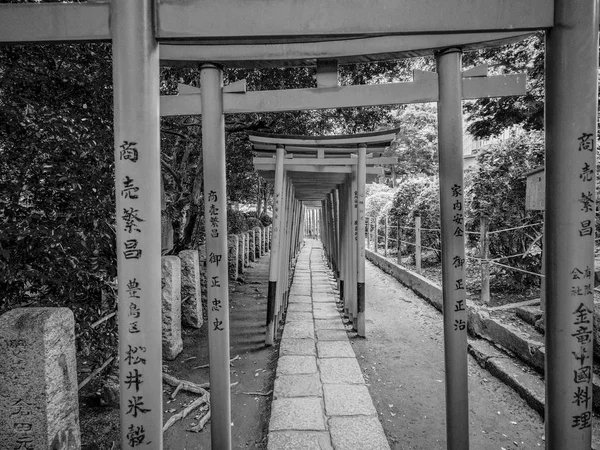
[79,255,278,449]
[350,259,600,449]
[350,260,546,450]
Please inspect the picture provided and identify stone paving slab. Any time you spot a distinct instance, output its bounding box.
[290,286,311,296]
[282,321,315,339]
[313,310,340,320]
[277,355,317,375]
[329,416,391,450]
[274,373,323,398]
[270,397,327,431]
[288,295,312,304]
[319,358,365,384]
[288,303,312,312]
[312,286,333,293]
[313,292,336,303]
[314,319,346,331]
[280,338,316,356]
[315,329,349,341]
[323,384,377,416]
[286,311,314,322]
[312,303,340,317]
[317,340,356,358]
[267,431,333,450]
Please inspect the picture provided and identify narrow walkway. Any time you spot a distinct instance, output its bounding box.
[267,239,390,450]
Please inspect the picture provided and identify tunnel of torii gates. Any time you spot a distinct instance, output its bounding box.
[248,129,400,344]
[0,1,597,449]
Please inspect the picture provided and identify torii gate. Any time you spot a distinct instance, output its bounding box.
[248,129,399,343]
[1,2,597,450]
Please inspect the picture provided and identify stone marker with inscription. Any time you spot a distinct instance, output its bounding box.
[249,230,256,262]
[237,233,245,275]
[254,227,262,258]
[0,307,80,450]
[228,235,239,280]
[161,256,183,360]
[179,250,203,329]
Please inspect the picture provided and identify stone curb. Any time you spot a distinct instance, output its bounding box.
[467,338,544,416]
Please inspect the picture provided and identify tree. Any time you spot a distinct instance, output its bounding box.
[462,33,545,138]
[385,103,438,179]
[388,176,440,260]
[0,18,441,364]
[466,131,545,288]
[366,191,394,223]
[0,40,117,362]
[161,60,422,249]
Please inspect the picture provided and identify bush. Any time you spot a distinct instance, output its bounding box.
[379,176,441,261]
[366,191,394,223]
[0,42,117,367]
[227,209,249,234]
[366,183,391,197]
[246,215,262,229]
[389,177,431,224]
[410,181,441,261]
[467,131,544,288]
[258,213,272,227]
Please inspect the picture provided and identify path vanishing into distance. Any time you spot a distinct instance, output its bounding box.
[267,239,596,449]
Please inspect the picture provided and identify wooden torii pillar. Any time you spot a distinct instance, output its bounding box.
[545,3,598,447]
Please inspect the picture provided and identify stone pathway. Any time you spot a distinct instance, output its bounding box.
[267,239,390,450]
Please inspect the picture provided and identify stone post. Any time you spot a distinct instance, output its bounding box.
[249,230,256,262]
[245,231,251,266]
[228,235,239,280]
[253,227,262,259]
[0,307,80,450]
[265,226,270,250]
[197,243,208,323]
[179,250,203,329]
[258,227,264,256]
[237,233,245,275]
[162,256,183,360]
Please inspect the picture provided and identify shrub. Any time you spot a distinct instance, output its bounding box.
[467,131,544,288]
[366,191,394,223]
[259,213,272,227]
[227,209,249,234]
[366,183,391,197]
[410,181,441,261]
[389,176,433,227]
[246,215,262,229]
[0,42,117,367]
